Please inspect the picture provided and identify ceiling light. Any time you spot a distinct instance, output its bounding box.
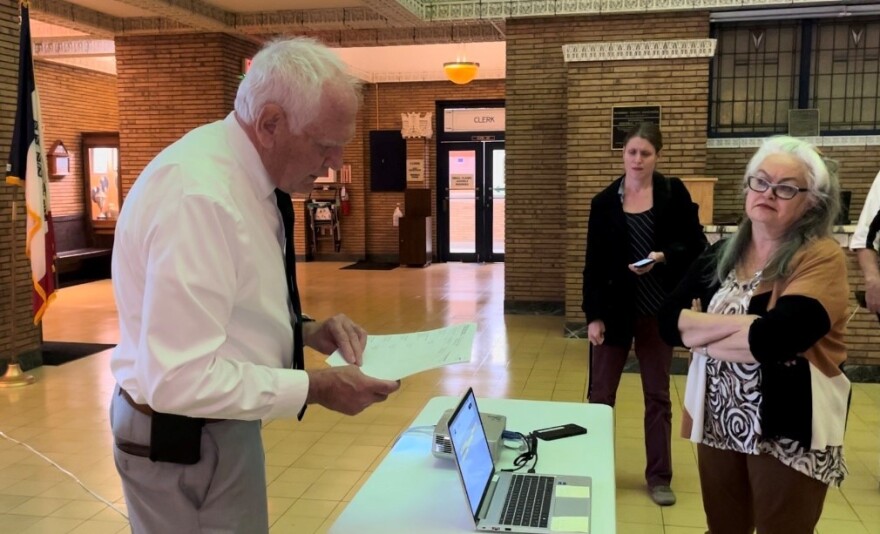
[444,61,479,84]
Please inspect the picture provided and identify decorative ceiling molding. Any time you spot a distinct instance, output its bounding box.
[28,0,861,43]
[361,0,427,26]
[563,38,717,62]
[28,0,119,38]
[234,8,390,34]
[110,0,232,32]
[33,38,115,57]
[117,17,205,35]
[426,0,848,21]
[302,8,360,31]
[342,8,391,30]
[234,11,304,34]
[305,22,504,47]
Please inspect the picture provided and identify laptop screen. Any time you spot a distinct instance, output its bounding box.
[448,388,495,519]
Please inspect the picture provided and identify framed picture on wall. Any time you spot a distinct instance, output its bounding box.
[315,168,337,184]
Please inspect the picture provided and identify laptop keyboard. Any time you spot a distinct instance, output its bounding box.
[499,474,555,528]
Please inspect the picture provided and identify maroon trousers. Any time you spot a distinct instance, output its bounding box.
[697,444,828,534]
[588,315,673,487]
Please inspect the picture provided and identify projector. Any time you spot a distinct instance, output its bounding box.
[432,409,507,462]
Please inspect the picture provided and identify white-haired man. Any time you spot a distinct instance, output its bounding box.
[109,38,399,533]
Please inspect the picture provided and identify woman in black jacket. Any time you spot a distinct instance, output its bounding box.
[582,123,706,506]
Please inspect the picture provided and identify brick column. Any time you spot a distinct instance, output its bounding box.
[0,0,42,371]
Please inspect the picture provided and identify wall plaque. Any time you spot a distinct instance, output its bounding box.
[406,159,424,182]
[789,109,820,137]
[612,105,661,149]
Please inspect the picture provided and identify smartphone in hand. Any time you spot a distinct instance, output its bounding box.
[633,258,655,268]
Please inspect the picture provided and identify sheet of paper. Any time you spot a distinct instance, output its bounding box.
[325,323,475,380]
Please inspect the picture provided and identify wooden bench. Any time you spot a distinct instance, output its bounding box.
[54,214,112,284]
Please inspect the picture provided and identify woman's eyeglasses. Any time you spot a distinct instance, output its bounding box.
[747,176,808,200]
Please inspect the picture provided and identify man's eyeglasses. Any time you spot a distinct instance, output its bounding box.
[747,176,809,200]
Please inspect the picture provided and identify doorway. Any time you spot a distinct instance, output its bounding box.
[436,100,505,263]
[438,141,505,262]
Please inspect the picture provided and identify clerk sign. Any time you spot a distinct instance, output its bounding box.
[444,108,505,132]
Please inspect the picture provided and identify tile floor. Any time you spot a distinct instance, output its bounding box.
[0,262,878,533]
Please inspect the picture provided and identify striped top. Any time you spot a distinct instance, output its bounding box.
[626,209,666,315]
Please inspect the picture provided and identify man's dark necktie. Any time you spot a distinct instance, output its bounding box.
[274,189,307,419]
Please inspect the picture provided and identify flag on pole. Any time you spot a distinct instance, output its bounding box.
[6,1,57,324]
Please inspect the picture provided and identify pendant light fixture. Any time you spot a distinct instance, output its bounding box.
[443,60,479,84]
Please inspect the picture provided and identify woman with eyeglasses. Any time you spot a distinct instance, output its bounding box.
[582,122,707,506]
[658,136,850,534]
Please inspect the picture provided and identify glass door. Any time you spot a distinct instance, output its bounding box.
[486,142,505,260]
[439,141,505,262]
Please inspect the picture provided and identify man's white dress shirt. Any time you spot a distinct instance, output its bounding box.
[111,113,308,420]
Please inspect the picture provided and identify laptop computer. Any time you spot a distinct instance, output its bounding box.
[447,388,592,533]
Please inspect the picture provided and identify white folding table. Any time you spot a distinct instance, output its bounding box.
[330,396,616,533]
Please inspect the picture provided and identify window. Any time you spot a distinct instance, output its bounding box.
[710,17,880,136]
[811,19,880,133]
[710,23,801,135]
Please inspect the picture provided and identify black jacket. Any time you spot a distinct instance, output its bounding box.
[582,172,707,346]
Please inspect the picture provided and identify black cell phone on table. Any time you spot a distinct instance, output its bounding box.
[533,423,587,441]
[632,258,655,268]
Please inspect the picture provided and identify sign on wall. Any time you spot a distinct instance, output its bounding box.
[451,174,474,190]
[444,108,506,132]
[611,105,661,149]
[789,109,820,137]
[407,159,425,182]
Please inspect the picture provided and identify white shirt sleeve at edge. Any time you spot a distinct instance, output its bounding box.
[850,170,880,251]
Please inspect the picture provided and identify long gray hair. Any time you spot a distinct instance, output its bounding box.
[715,136,840,282]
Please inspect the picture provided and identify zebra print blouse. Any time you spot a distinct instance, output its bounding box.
[701,270,847,486]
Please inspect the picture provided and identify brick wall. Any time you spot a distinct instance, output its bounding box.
[115,33,260,196]
[0,0,41,366]
[504,13,711,319]
[35,60,118,217]
[505,17,568,307]
[355,80,505,258]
